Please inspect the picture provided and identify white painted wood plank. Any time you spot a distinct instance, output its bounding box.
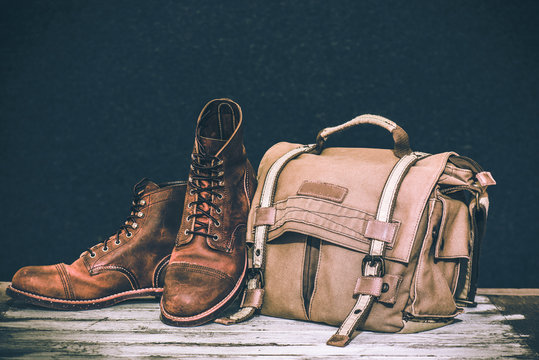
[0,281,536,359]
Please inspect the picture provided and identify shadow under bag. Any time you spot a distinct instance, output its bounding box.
[217,114,496,347]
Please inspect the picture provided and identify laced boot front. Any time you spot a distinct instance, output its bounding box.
[161,99,256,326]
[7,179,186,310]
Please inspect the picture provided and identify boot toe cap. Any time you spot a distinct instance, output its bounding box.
[11,264,67,299]
[162,263,236,317]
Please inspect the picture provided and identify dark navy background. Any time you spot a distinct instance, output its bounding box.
[1,1,538,287]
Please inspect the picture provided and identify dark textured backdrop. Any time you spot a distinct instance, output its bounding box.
[1,1,538,287]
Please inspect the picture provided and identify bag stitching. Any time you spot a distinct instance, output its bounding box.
[299,237,309,320]
[404,153,453,264]
[308,240,324,320]
[411,198,438,315]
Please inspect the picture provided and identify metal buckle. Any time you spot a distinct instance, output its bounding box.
[362,255,385,277]
[247,267,265,288]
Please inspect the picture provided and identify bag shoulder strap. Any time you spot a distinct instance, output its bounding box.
[327,152,424,346]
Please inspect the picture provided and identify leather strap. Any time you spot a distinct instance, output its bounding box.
[354,276,383,297]
[327,152,424,347]
[215,144,318,325]
[315,114,412,158]
[476,171,496,187]
[214,277,260,325]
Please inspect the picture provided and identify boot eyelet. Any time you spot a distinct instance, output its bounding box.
[187,202,193,209]
[218,171,224,177]
[115,239,121,245]
[213,235,219,241]
[184,229,190,235]
[126,232,133,238]
[89,252,96,258]
[217,160,224,166]
[189,189,195,195]
[139,199,146,206]
[102,247,108,252]
[215,221,221,227]
[132,222,138,229]
[186,215,192,222]
[137,212,144,218]
[218,181,224,186]
[217,194,223,199]
[216,208,222,214]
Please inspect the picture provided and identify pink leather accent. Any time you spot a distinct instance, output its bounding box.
[254,207,276,226]
[353,276,383,297]
[326,334,351,347]
[241,288,265,309]
[378,274,402,304]
[297,181,348,203]
[364,219,398,243]
[476,171,496,187]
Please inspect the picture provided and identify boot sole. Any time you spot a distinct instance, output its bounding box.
[5,285,163,310]
[159,258,247,327]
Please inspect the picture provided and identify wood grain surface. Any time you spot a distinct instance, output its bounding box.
[0,282,536,359]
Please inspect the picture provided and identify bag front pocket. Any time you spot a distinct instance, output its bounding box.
[261,232,310,321]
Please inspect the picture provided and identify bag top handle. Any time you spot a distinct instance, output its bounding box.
[315,114,413,158]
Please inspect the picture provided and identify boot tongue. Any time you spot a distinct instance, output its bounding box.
[197,135,227,156]
[133,178,160,195]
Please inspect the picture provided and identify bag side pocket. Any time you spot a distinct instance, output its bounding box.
[408,197,462,318]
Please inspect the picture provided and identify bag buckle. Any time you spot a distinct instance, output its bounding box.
[247,267,265,288]
[362,255,385,277]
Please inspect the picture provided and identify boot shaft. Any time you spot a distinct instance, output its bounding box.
[176,99,256,253]
[162,99,256,325]
[84,180,187,287]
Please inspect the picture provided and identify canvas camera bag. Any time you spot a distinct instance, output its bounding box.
[217,114,496,347]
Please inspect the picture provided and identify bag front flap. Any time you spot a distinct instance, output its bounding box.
[247,142,453,263]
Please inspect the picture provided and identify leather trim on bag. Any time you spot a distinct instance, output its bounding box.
[378,274,402,304]
[354,276,383,297]
[253,144,318,268]
[328,152,422,346]
[241,288,265,309]
[254,207,276,226]
[297,181,348,203]
[476,171,496,187]
[364,219,399,243]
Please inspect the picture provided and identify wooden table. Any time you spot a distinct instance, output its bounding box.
[1,282,537,359]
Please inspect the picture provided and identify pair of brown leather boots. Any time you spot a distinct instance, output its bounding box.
[7,99,256,326]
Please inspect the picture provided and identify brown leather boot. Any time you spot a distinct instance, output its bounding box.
[160,99,256,326]
[7,179,186,310]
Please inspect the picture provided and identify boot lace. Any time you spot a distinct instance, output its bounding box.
[186,152,224,240]
[84,179,149,258]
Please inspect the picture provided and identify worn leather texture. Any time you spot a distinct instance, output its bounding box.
[9,180,186,307]
[247,126,493,333]
[161,99,256,325]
